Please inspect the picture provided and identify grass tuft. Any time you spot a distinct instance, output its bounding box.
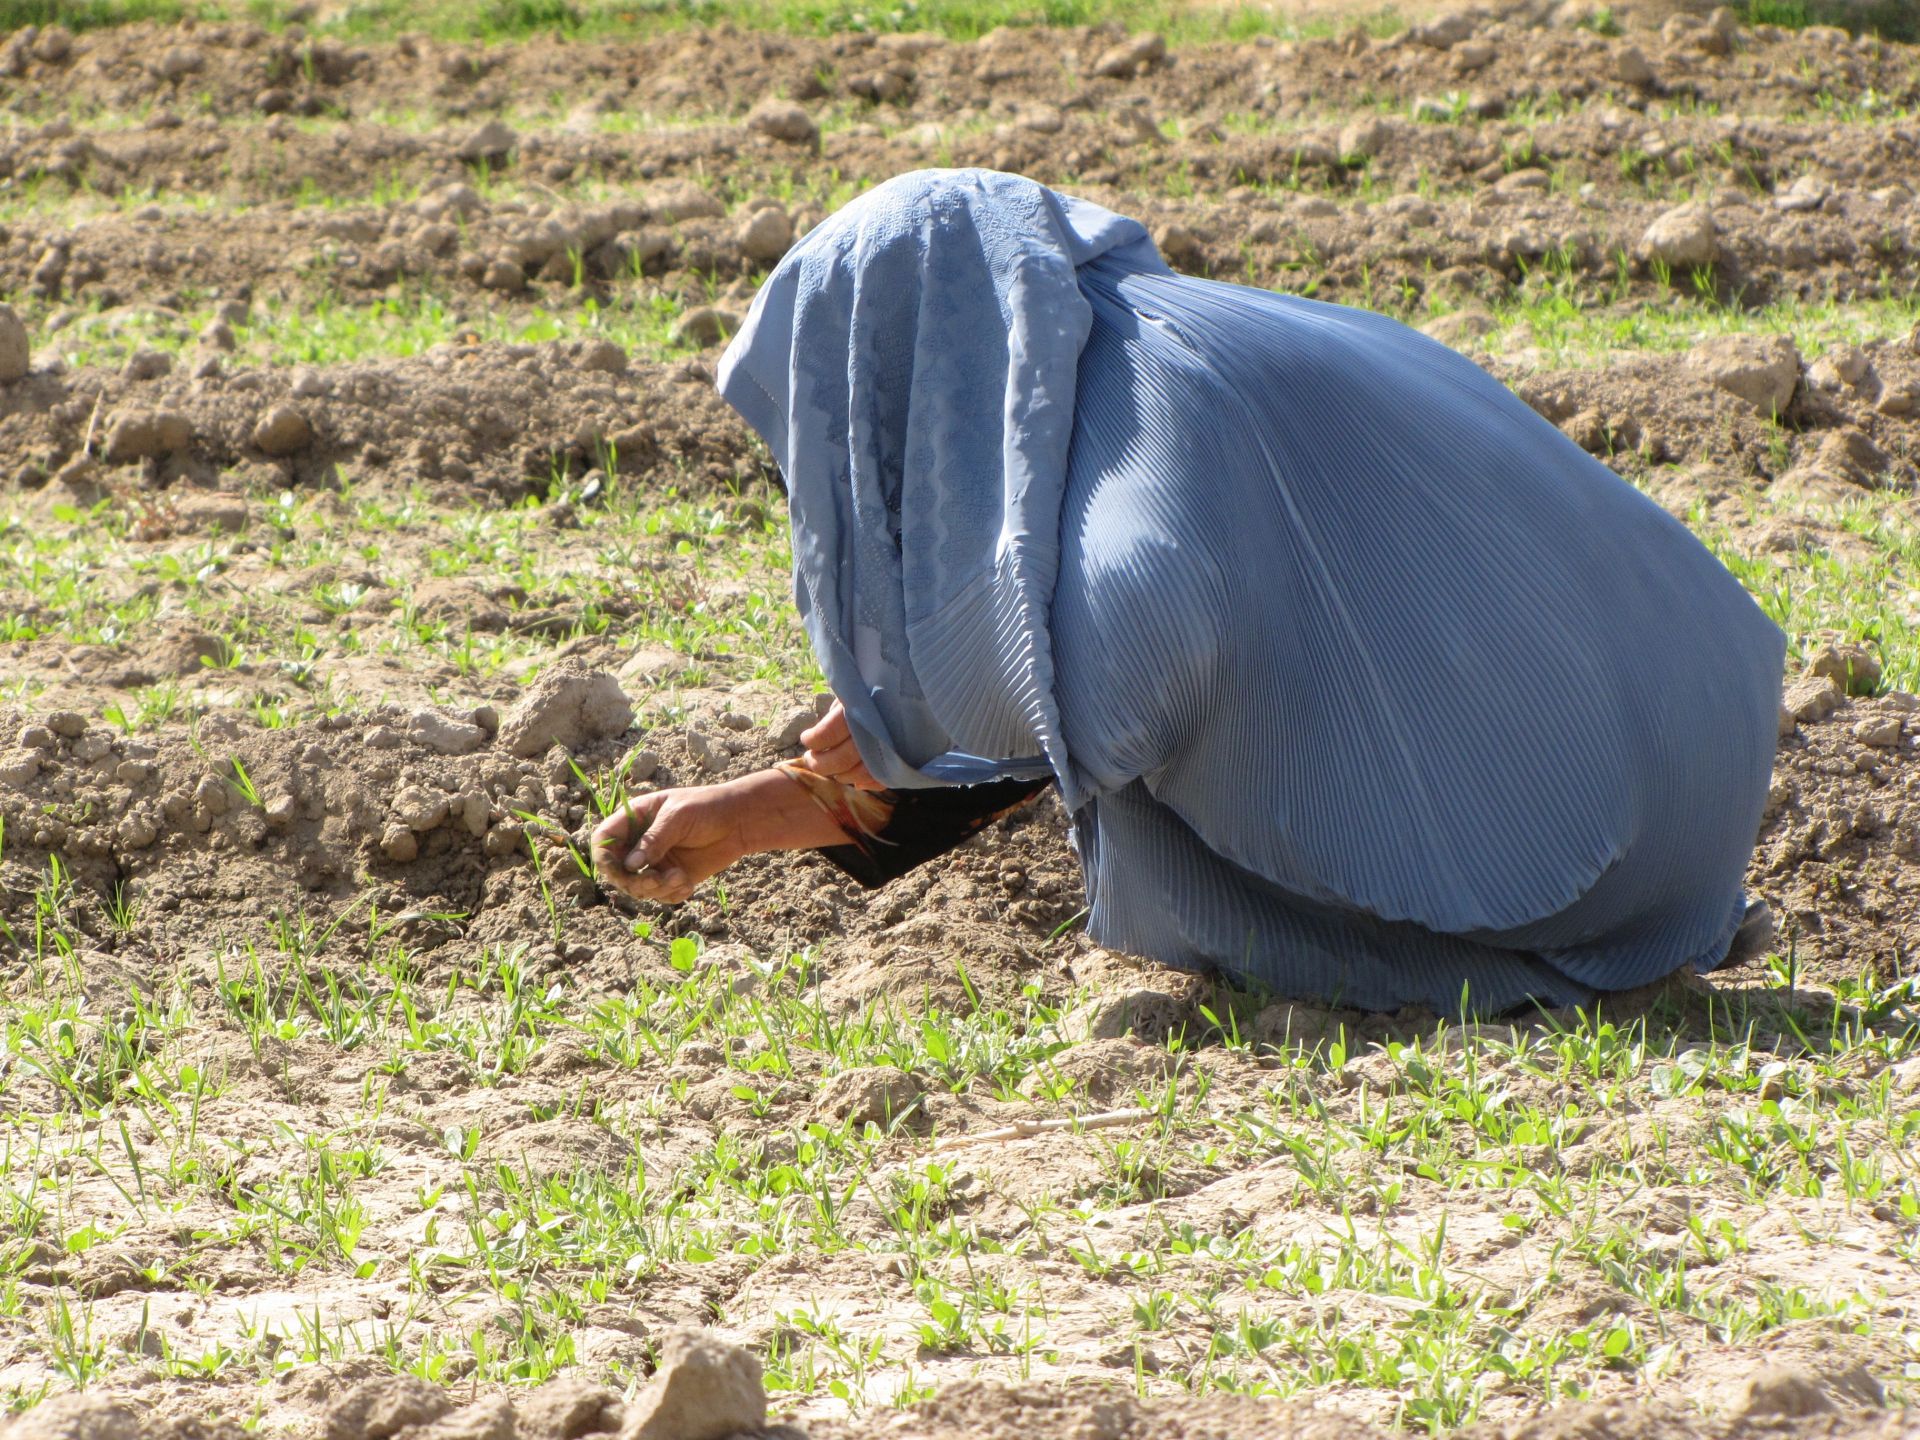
[1738,0,1920,42]
[0,0,189,28]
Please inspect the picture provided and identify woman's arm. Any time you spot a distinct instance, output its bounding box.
[591,767,851,905]
[593,701,1054,905]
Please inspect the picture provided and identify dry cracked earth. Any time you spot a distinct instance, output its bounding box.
[1,2,1919,1438]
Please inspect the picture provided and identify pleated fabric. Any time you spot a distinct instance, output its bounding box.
[718,169,1787,1013]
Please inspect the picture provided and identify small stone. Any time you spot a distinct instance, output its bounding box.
[407,710,488,756]
[1783,675,1841,724]
[1091,30,1166,78]
[1683,333,1800,417]
[1854,714,1902,747]
[380,823,420,862]
[772,706,815,749]
[620,1328,766,1440]
[19,724,56,751]
[1614,44,1655,87]
[814,1066,924,1128]
[0,304,29,382]
[265,793,299,827]
[672,307,742,348]
[46,711,86,738]
[1774,173,1831,213]
[498,663,634,758]
[251,404,313,457]
[1809,642,1881,696]
[457,119,518,163]
[718,712,753,732]
[745,97,817,145]
[1639,202,1717,270]
[735,206,793,264]
[365,725,403,750]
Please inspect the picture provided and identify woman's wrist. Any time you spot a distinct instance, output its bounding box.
[731,767,852,855]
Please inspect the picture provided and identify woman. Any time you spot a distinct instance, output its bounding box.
[592,169,1784,1014]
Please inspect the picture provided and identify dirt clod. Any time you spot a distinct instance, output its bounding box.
[672,307,742,348]
[251,404,314,456]
[621,1329,766,1440]
[815,1065,925,1127]
[746,97,817,145]
[0,304,29,382]
[517,1377,626,1439]
[1061,988,1190,1046]
[1808,641,1882,696]
[497,664,634,758]
[1683,333,1800,417]
[735,206,793,264]
[0,1394,139,1440]
[1639,201,1718,270]
[1091,31,1166,78]
[458,119,519,163]
[408,709,490,756]
[322,1376,454,1440]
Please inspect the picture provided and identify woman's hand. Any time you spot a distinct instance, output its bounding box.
[798,700,883,791]
[592,786,753,905]
[592,769,861,906]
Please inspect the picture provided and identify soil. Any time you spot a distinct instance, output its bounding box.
[2,1,1919,1437]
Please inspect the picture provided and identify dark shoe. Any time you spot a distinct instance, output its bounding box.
[1718,899,1774,970]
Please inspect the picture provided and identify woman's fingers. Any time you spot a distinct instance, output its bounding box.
[592,793,668,877]
[602,861,693,905]
[798,736,882,792]
[802,732,863,777]
[798,702,881,790]
[797,701,851,755]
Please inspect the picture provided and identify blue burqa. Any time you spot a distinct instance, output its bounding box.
[716,169,1785,1012]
